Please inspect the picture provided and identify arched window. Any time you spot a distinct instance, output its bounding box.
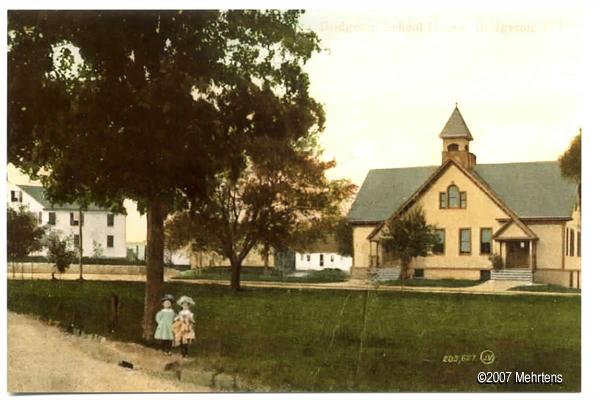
[448,185,459,208]
[440,185,467,209]
[447,144,459,151]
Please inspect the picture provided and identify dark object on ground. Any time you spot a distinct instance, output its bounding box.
[118,360,134,369]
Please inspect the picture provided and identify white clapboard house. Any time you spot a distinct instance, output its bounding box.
[295,236,352,273]
[8,182,127,258]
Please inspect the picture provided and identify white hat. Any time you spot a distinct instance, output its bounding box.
[177,295,195,306]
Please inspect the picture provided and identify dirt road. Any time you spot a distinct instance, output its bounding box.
[7,312,212,393]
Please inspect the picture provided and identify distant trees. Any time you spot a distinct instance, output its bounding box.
[9,10,326,339]
[333,217,354,258]
[559,132,581,206]
[380,206,438,281]
[7,205,46,261]
[559,133,581,184]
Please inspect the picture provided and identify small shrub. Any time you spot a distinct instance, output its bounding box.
[488,253,504,270]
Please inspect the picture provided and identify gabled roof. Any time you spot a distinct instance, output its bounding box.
[347,161,577,224]
[18,185,108,211]
[439,106,473,140]
[347,165,438,223]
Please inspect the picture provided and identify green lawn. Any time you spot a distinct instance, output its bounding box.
[508,284,581,294]
[7,280,580,392]
[379,278,482,288]
[173,267,349,283]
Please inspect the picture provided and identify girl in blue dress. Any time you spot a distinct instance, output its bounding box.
[154,294,176,354]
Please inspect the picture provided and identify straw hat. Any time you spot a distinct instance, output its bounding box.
[177,295,195,306]
[161,294,175,302]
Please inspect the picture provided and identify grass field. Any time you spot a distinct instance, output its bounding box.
[379,278,482,288]
[173,267,349,283]
[508,284,581,294]
[7,280,580,392]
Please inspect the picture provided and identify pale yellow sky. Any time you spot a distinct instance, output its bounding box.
[7,7,586,242]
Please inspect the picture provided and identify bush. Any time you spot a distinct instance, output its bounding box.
[488,253,504,270]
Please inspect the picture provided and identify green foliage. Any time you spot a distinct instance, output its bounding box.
[8,280,581,392]
[165,138,356,289]
[488,253,504,270]
[46,232,75,273]
[333,217,353,257]
[92,240,104,258]
[559,133,581,183]
[7,205,46,260]
[380,206,438,278]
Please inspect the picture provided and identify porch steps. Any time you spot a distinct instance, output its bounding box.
[490,268,532,282]
[369,267,400,282]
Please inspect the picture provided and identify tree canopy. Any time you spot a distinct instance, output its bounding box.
[8,10,325,338]
[7,205,46,261]
[559,132,581,184]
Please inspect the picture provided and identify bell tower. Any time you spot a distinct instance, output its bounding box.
[440,104,476,169]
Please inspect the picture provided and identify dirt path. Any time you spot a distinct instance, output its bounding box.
[7,312,212,393]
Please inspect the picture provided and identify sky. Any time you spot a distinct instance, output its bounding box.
[6,6,587,242]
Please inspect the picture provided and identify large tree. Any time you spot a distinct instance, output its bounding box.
[8,10,323,339]
[380,206,438,281]
[166,136,356,290]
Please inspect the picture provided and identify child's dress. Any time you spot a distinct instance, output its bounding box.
[154,308,176,340]
[173,309,195,346]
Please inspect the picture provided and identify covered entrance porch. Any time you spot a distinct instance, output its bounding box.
[497,239,537,270]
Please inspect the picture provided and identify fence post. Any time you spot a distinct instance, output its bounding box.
[110,294,119,330]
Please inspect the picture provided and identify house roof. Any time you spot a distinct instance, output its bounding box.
[439,106,474,140]
[18,184,108,211]
[347,161,577,223]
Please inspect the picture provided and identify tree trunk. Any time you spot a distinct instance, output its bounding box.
[142,200,166,341]
[78,208,83,281]
[230,258,242,292]
[262,244,269,275]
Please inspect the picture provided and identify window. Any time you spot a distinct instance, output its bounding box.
[448,185,459,208]
[439,192,447,209]
[460,192,467,208]
[414,269,424,278]
[319,254,324,267]
[459,228,471,254]
[10,190,22,202]
[107,213,114,227]
[48,212,56,225]
[107,235,114,248]
[565,228,569,256]
[70,212,79,226]
[306,254,311,262]
[330,255,334,263]
[569,229,575,257]
[480,228,492,255]
[577,231,581,258]
[447,144,459,151]
[74,234,80,248]
[433,229,445,254]
[38,212,43,224]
